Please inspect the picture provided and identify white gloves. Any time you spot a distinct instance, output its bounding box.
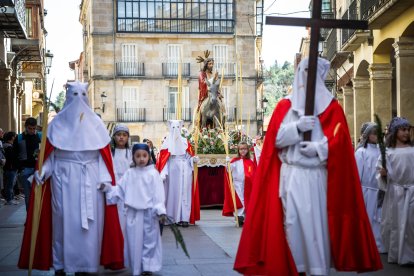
[192,156,200,164]
[34,170,45,186]
[225,156,231,163]
[299,141,318,157]
[296,116,316,132]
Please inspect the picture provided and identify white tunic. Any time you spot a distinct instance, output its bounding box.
[160,153,193,223]
[355,144,385,253]
[275,109,330,276]
[230,159,245,216]
[42,149,112,273]
[377,146,414,265]
[107,165,166,275]
[253,145,262,165]
[113,148,132,233]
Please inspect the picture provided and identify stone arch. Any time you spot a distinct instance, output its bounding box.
[353,59,371,144]
[355,60,369,77]
[402,21,414,37]
[373,38,394,63]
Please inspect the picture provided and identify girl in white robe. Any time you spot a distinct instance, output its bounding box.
[103,143,166,276]
[355,122,385,253]
[111,124,132,233]
[377,117,414,265]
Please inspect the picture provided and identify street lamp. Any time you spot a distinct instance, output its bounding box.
[100,91,107,113]
[44,50,54,74]
[262,97,268,114]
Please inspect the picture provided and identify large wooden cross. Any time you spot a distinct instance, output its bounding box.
[266,0,368,140]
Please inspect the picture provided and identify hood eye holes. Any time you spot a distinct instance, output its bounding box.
[82,92,86,96]
[73,92,78,96]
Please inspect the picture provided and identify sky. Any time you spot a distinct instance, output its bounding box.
[43,0,310,99]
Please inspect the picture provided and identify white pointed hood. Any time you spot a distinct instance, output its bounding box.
[161,120,188,155]
[47,81,110,151]
[289,57,333,116]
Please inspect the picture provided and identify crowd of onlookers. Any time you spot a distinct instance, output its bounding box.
[0,117,41,209]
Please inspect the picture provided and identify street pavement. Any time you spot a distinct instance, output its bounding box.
[0,200,413,275]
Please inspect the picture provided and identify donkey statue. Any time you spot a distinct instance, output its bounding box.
[200,78,225,129]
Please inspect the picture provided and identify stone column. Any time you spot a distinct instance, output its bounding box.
[393,37,414,122]
[368,63,393,124]
[10,76,18,132]
[353,77,371,144]
[342,85,354,142]
[0,68,12,130]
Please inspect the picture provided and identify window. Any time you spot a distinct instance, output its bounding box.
[213,44,234,76]
[166,86,190,121]
[256,0,263,36]
[26,8,33,38]
[117,87,143,122]
[117,0,234,34]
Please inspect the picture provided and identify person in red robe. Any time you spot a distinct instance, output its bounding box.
[155,120,200,226]
[234,58,382,275]
[222,141,256,226]
[18,82,124,275]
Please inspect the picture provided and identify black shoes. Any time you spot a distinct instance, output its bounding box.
[54,270,66,276]
[238,216,245,227]
[141,271,153,276]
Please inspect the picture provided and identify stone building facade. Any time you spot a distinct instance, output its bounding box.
[322,0,414,143]
[0,0,48,132]
[79,0,264,144]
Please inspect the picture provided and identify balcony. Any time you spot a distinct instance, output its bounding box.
[10,37,41,62]
[0,0,27,38]
[341,1,358,47]
[116,107,146,122]
[340,0,371,52]
[326,29,337,62]
[116,61,145,77]
[162,63,190,78]
[361,0,412,29]
[162,107,192,122]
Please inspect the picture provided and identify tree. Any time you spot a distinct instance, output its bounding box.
[51,90,66,112]
[263,61,294,116]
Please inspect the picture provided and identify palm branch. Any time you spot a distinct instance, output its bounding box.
[374,114,386,169]
[374,114,386,207]
[165,216,190,258]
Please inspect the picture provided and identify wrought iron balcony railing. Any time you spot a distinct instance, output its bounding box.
[361,0,391,20]
[215,62,236,77]
[116,61,145,77]
[326,29,337,61]
[116,107,146,122]
[162,63,190,77]
[162,107,192,121]
[0,0,27,38]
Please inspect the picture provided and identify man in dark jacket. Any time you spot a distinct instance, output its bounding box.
[3,132,18,205]
[14,117,41,210]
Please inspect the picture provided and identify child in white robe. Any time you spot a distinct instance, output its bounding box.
[102,143,166,276]
[355,122,385,253]
[111,124,132,232]
[377,117,414,265]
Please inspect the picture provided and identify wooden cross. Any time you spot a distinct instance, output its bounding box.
[266,0,368,140]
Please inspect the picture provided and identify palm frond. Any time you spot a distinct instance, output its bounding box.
[204,50,210,59]
[165,216,190,258]
[374,113,387,207]
[374,114,386,169]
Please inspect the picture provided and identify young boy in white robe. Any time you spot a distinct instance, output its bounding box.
[102,143,166,276]
[355,122,385,253]
[377,117,414,265]
[111,124,132,232]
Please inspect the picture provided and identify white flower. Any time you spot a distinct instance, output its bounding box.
[203,135,208,139]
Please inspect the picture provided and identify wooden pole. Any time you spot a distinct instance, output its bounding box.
[215,117,239,226]
[28,79,54,275]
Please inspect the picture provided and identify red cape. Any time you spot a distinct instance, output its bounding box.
[222,157,255,217]
[234,99,383,275]
[18,140,124,270]
[155,142,200,224]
